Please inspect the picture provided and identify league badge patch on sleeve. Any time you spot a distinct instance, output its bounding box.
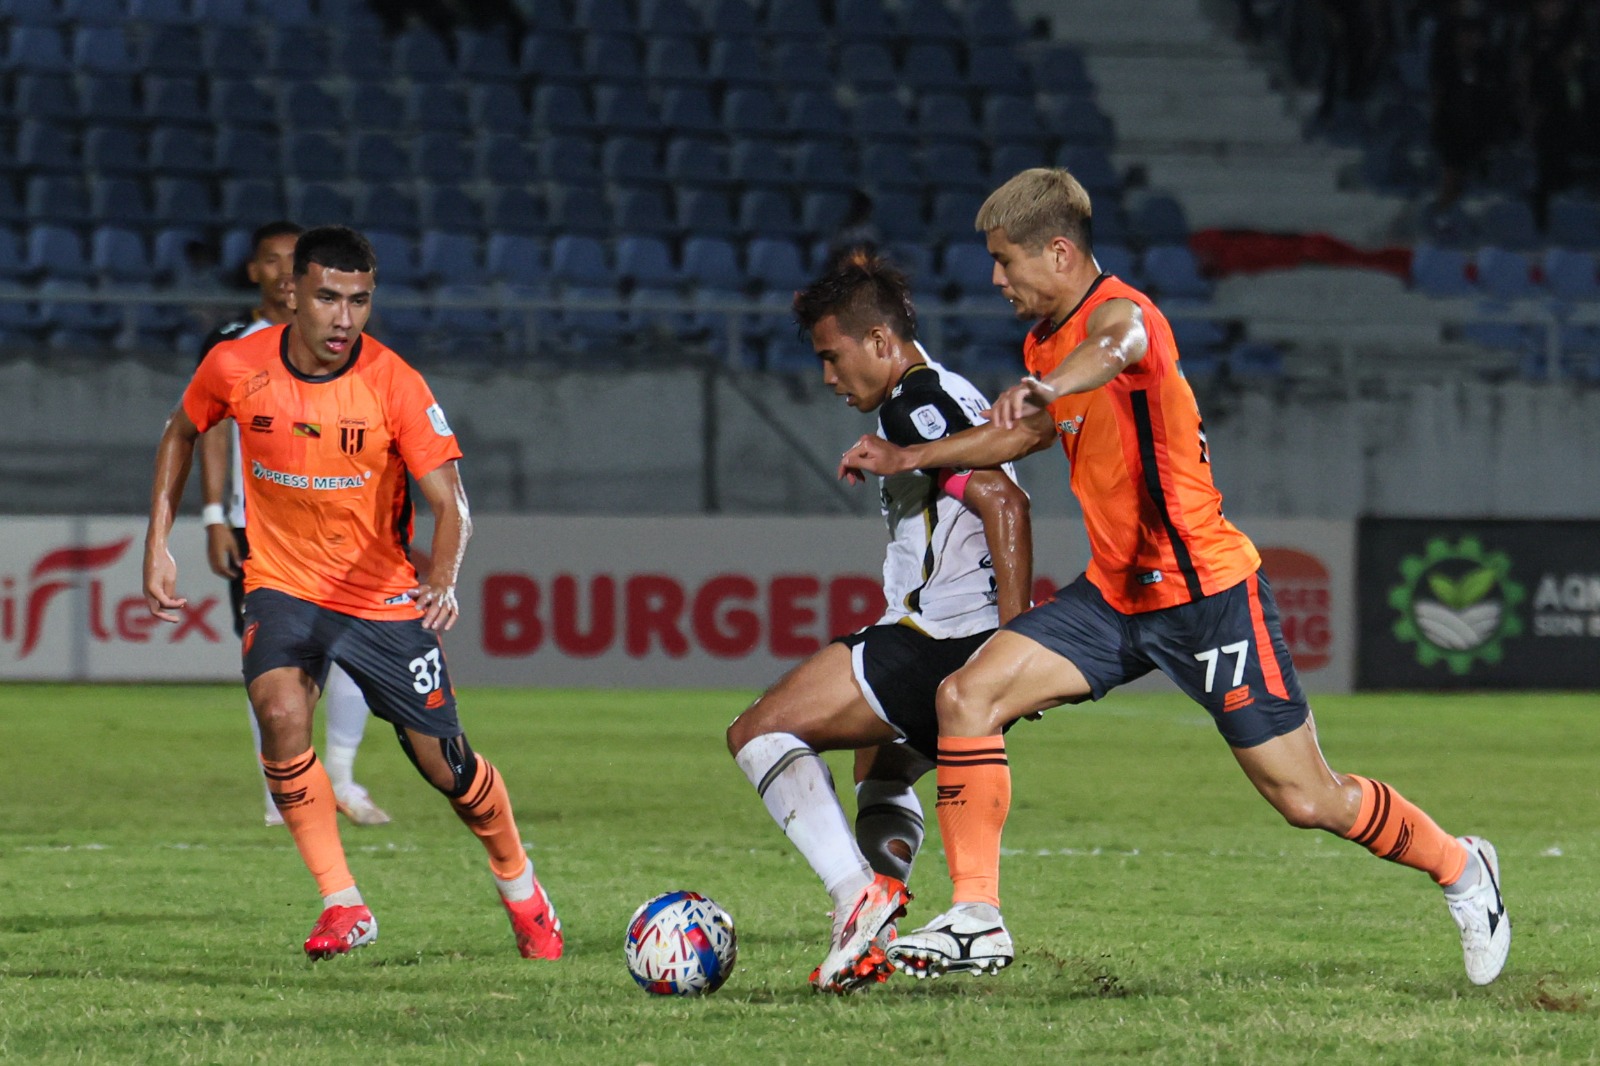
[910,404,948,440]
[426,403,453,436]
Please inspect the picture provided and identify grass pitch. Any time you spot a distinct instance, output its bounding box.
[1,685,1597,1065]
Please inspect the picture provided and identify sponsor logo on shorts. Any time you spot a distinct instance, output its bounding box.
[425,689,446,709]
[242,621,259,655]
[1222,685,1253,712]
[249,415,274,432]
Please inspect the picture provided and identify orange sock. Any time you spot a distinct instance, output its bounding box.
[936,735,1011,907]
[261,749,355,897]
[451,756,528,881]
[1341,775,1468,885]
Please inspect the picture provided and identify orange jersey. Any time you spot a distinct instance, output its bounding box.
[1026,274,1258,613]
[183,325,463,620]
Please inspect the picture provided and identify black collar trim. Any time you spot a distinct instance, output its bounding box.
[1033,273,1109,344]
[279,326,363,383]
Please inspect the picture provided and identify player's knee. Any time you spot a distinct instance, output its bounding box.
[726,712,756,757]
[934,672,995,735]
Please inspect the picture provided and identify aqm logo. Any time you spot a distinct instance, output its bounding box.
[1388,537,1525,674]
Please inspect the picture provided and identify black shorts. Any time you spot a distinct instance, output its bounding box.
[1005,571,1309,749]
[241,588,461,738]
[226,527,249,639]
[833,624,994,761]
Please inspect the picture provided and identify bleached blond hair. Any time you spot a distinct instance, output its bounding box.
[975,168,1094,252]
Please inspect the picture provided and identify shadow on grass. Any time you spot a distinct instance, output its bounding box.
[0,911,196,933]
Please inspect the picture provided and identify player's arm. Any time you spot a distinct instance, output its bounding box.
[955,469,1033,625]
[989,298,1148,429]
[838,412,1056,484]
[198,422,243,577]
[144,406,202,622]
[411,460,472,632]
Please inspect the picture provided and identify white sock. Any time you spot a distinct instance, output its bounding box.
[855,778,924,884]
[735,733,872,908]
[1443,848,1485,898]
[247,697,274,811]
[494,859,536,903]
[322,664,369,792]
[324,886,364,908]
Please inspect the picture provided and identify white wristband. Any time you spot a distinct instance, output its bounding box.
[201,504,227,527]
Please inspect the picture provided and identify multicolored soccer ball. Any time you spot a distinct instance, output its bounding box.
[624,891,738,996]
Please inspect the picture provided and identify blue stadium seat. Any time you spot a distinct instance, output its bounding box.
[838,43,898,92]
[1476,247,1537,301]
[681,236,743,290]
[89,178,149,228]
[64,0,124,24]
[730,140,788,188]
[1229,341,1285,379]
[665,137,732,188]
[851,92,915,143]
[940,242,994,295]
[963,0,1025,45]
[283,132,347,183]
[139,27,205,77]
[218,227,253,275]
[26,224,93,282]
[393,27,453,81]
[39,279,120,347]
[764,0,821,38]
[983,95,1050,151]
[17,121,78,172]
[792,141,856,190]
[990,143,1046,184]
[614,186,678,239]
[355,184,421,235]
[785,91,850,141]
[252,0,314,23]
[419,185,483,232]
[593,84,659,137]
[929,190,984,242]
[192,0,250,23]
[369,284,431,349]
[25,176,90,225]
[486,233,545,286]
[143,76,206,126]
[538,135,600,185]
[73,26,138,75]
[1142,244,1212,301]
[1030,44,1094,94]
[549,233,612,286]
[616,234,679,287]
[1542,248,1600,300]
[738,189,803,238]
[1168,316,1228,358]
[148,128,211,177]
[884,241,934,281]
[676,189,738,240]
[279,82,343,134]
[420,231,484,285]
[1095,243,1138,282]
[645,37,709,86]
[547,184,611,236]
[602,136,665,190]
[582,33,643,84]
[709,37,770,87]
[949,294,1027,369]
[211,79,275,129]
[14,74,75,122]
[90,226,150,283]
[214,128,278,177]
[0,180,21,225]
[922,143,987,193]
[1410,245,1473,298]
[532,85,595,136]
[406,85,470,134]
[641,0,703,37]
[859,143,922,190]
[220,179,285,223]
[1548,198,1600,250]
[0,0,58,26]
[870,190,926,242]
[917,93,981,144]
[658,87,721,135]
[521,34,585,85]
[430,282,504,351]
[1040,93,1114,146]
[478,134,535,184]
[900,43,962,93]
[485,187,548,236]
[412,133,474,184]
[1130,192,1190,246]
[289,183,354,227]
[0,226,24,282]
[898,0,963,42]
[149,226,203,282]
[1056,144,1121,197]
[78,74,139,122]
[153,178,216,229]
[455,28,518,82]
[365,231,421,286]
[967,44,1033,95]
[5,27,71,73]
[771,41,832,90]
[575,0,634,31]
[1476,201,1540,252]
[836,0,896,41]
[799,190,852,237]
[129,0,194,23]
[704,0,757,36]
[468,84,524,130]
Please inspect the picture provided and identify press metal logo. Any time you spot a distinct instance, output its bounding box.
[1388,537,1525,674]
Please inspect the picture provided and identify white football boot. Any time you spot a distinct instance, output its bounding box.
[887,902,1013,979]
[334,783,392,826]
[1446,836,1510,985]
[810,873,910,993]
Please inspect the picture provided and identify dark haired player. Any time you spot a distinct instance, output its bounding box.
[145,226,563,961]
[197,220,390,829]
[727,251,1032,993]
[842,168,1509,986]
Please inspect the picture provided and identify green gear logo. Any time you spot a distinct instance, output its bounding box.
[1389,537,1525,674]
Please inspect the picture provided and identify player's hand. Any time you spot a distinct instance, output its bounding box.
[410,582,460,632]
[143,546,187,623]
[205,523,243,578]
[837,435,910,484]
[989,376,1060,429]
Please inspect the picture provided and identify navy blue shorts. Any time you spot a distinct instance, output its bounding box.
[241,588,461,738]
[1005,571,1309,748]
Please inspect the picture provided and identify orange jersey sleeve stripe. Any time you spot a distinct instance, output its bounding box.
[1245,571,1291,700]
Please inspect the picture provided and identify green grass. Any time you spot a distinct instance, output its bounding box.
[1,685,1597,1065]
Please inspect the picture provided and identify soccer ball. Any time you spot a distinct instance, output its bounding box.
[623,890,738,996]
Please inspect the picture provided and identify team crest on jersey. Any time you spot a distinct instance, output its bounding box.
[339,417,367,456]
[293,422,321,438]
[910,404,947,440]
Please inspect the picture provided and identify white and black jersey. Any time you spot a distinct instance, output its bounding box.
[873,351,1021,639]
[196,313,274,529]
